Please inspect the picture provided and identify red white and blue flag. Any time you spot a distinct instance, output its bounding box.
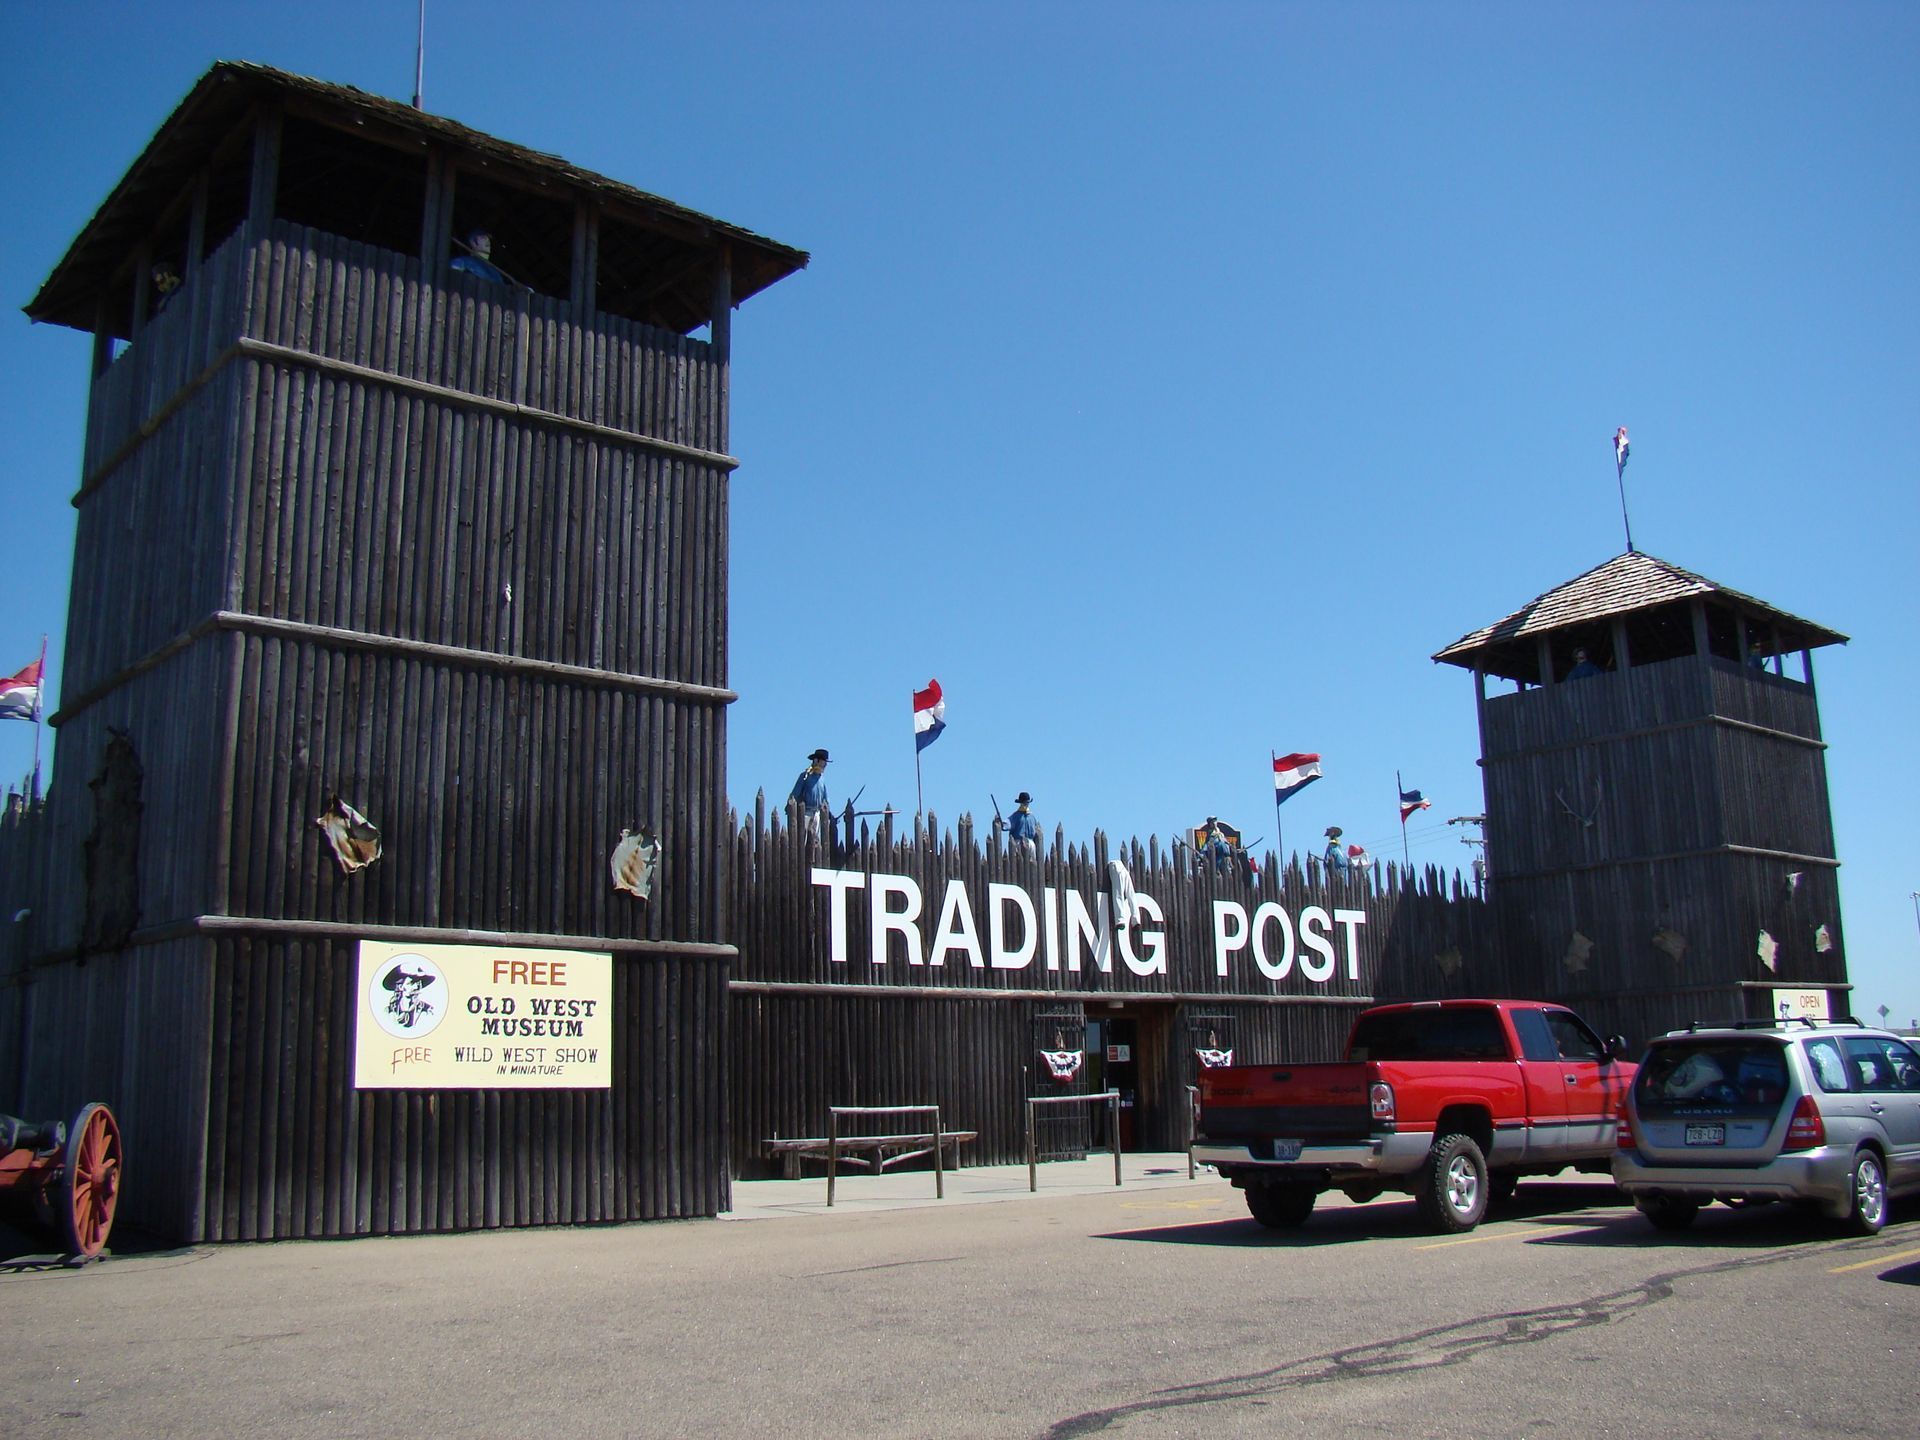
[1613,426,1630,479]
[1272,752,1322,802]
[0,658,42,723]
[1399,786,1432,823]
[912,678,946,752]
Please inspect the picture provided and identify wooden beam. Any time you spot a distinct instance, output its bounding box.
[90,294,114,378]
[186,171,210,274]
[708,243,732,362]
[129,239,153,344]
[569,198,599,314]
[49,608,740,731]
[728,980,1376,1006]
[74,336,743,504]
[419,144,453,274]
[247,102,283,236]
[40,914,738,964]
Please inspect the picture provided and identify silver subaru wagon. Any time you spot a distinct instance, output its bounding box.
[1613,1019,1920,1233]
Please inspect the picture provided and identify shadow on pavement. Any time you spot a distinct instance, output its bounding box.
[1097,1181,1627,1247]
[0,1211,185,1271]
[1531,1196,1920,1251]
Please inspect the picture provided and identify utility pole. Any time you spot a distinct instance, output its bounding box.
[1449,814,1488,898]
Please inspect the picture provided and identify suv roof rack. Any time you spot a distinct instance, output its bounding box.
[1683,1016,1860,1033]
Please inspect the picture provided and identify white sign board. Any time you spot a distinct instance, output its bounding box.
[1771,988,1830,1023]
[354,940,613,1089]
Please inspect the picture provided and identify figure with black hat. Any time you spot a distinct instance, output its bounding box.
[789,748,831,837]
[1007,791,1039,859]
[1323,825,1351,877]
[381,961,437,1031]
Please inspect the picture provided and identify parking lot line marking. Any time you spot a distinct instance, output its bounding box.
[1118,1198,1230,1212]
[1414,1226,1583,1250]
[1828,1245,1920,1274]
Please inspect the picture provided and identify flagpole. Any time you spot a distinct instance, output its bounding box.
[1613,427,1635,554]
[914,689,924,835]
[1271,752,1283,872]
[1397,769,1410,872]
[31,634,46,804]
[1616,466,1634,553]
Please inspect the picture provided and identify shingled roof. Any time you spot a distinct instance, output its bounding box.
[26,61,809,336]
[1433,550,1847,672]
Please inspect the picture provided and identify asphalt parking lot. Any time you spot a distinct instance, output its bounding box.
[4,1158,1917,1439]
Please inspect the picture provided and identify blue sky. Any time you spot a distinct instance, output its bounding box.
[3,3,1915,1023]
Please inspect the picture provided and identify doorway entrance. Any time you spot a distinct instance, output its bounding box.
[1083,1003,1173,1151]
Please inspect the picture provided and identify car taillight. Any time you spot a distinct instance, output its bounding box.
[1615,1101,1634,1150]
[1370,1082,1395,1122]
[1783,1094,1826,1151]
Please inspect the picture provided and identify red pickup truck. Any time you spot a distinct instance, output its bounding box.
[1193,999,1635,1233]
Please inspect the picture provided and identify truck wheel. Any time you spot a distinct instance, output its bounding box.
[1416,1133,1488,1233]
[1844,1150,1887,1236]
[1636,1195,1699,1232]
[1246,1183,1317,1228]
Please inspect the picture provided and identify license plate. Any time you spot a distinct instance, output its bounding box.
[1271,1139,1303,1162]
[1684,1124,1725,1146]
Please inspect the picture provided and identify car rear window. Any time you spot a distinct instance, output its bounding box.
[1637,1040,1788,1108]
[1349,1008,1509,1062]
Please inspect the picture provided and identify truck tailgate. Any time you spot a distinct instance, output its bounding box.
[1199,1063,1377,1141]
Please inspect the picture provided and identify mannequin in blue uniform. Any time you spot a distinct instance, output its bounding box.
[451,229,508,284]
[1008,792,1039,858]
[788,749,830,837]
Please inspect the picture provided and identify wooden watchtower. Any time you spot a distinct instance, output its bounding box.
[13,62,805,1240]
[1433,551,1850,1044]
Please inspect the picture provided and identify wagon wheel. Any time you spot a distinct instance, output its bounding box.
[63,1103,122,1260]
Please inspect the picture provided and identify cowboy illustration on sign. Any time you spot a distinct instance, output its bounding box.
[370,955,447,1039]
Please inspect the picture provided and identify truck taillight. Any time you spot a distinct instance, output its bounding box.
[1370,1082,1395,1121]
[1783,1094,1826,1151]
[1615,1101,1634,1150]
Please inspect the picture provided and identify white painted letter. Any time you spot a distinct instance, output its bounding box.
[1063,888,1107,973]
[1252,901,1295,981]
[1299,905,1337,983]
[989,883,1039,971]
[811,868,866,966]
[1122,892,1167,975]
[1211,901,1249,978]
[1042,888,1061,972]
[1333,909,1368,981]
[929,879,985,969]
[870,873,924,966]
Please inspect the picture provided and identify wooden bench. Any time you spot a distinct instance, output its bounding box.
[764,1131,977,1181]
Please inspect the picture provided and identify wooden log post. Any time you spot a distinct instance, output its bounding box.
[247,103,282,238]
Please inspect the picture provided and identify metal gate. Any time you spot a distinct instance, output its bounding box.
[1029,1005,1090,1160]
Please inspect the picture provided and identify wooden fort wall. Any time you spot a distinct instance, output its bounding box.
[4,221,1856,1238]
[1477,651,1846,1039]
[8,219,737,1240]
[725,801,1503,1175]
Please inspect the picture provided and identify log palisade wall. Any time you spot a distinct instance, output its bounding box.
[6,218,737,1241]
[725,800,1501,1178]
